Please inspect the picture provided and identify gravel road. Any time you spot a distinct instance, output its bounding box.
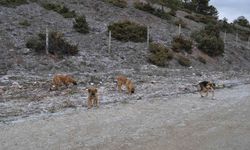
[1,84,250,150]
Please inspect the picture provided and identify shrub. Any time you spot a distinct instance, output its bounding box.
[108,20,147,42]
[177,55,191,67]
[26,31,78,55]
[42,3,76,18]
[148,43,173,67]
[191,24,224,57]
[19,20,31,27]
[174,19,187,28]
[134,2,171,20]
[171,35,193,54]
[0,0,27,7]
[197,35,224,56]
[185,14,217,24]
[196,14,217,24]
[73,15,89,34]
[197,56,206,64]
[106,0,127,8]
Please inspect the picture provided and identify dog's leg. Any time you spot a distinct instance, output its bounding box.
[205,89,208,97]
[87,98,93,109]
[199,90,204,97]
[118,82,122,92]
[211,88,215,100]
[126,85,130,95]
[94,97,99,108]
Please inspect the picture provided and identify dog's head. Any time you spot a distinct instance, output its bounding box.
[207,82,216,89]
[211,83,216,88]
[66,75,77,85]
[131,87,135,94]
[72,80,77,85]
[49,84,56,91]
[88,88,98,96]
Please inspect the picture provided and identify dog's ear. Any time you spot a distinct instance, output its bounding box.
[94,88,98,93]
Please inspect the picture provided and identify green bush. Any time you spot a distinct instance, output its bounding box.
[171,35,193,54]
[177,55,191,67]
[0,0,27,7]
[26,31,78,55]
[73,15,89,34]
[19,20,31,27]
[148,43,173,67]
[106,0,127,8]
[191,24,224,57]
[42,3,76,18]
[108,20,147,42]
[134,2,171,20]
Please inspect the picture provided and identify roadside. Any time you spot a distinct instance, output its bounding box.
[1,84,250,150]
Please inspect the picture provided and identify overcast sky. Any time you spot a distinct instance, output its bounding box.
[210,0,250,22]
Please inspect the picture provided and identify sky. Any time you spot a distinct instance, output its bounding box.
[210,0,250,23]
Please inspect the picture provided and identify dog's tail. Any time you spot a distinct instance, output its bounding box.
[192,82,201,91]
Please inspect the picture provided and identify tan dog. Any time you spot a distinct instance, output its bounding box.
[87,87,99,109]
[198,81,215,99]
[116,75,135,95]
[50,74,77,90]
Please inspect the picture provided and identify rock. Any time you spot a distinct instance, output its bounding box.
[11,81,23,89]
[22,48,31,55]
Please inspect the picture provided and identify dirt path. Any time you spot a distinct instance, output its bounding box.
[1,84,250,150]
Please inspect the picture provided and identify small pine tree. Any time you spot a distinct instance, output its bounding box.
[73,15,89,34]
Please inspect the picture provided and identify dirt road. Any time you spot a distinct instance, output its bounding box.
[1,84,250,150]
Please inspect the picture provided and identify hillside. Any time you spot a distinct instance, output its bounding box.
[0,0,250,122]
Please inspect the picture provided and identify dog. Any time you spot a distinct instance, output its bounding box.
[87,87,99,109]
[116,75,135,95]
[50,74,77,90]
[198,81,215,99]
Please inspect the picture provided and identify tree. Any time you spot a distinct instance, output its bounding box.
[207,5,218,18]
[192,0,209,15]
[233,16,249,27]
[183,0,218,17]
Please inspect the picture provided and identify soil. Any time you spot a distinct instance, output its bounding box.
[1,83,250,150]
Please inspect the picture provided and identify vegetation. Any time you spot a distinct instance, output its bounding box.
[0,0,27,7]
[217,18,250,41]
[106,0,127,8]
[26,31,78,55]
[174,19,187,28]
[19,20,31,27]
[233,16,250,28]
[183,0,218,17]
[171,35,193,54]
[148,43,173,67]
[108,21,147,42]
[42,3,77,18]
[73,15,89,34]
[134,1,171,20]
[177,55,191,67]
[185,14,217,24]
[191,24,224,57]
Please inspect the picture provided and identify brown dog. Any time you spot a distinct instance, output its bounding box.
[198,81,215,99]
[116,75,135,95]
[50,74,77,90]
[87,87,99,109]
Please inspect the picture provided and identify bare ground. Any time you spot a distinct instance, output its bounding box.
[1,83,250,150]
